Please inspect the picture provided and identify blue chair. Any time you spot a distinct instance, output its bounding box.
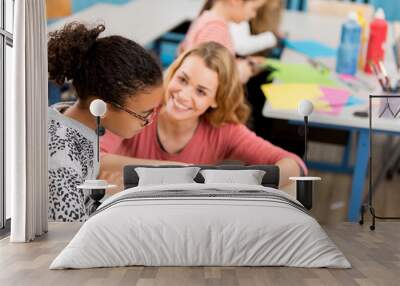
[349,0,400,21]
[370,0,400,21]
[286,0,307,11]
[156,33,185,68]
[151,21,191,68]
[48,81,61,106]
[71,0,131,13]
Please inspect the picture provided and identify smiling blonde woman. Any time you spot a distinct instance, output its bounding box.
[100,42,306,187]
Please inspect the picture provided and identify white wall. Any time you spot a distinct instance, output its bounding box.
[5,0,14,219]
[5,44,12,219]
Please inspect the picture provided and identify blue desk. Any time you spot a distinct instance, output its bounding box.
[264,11,397,222]
[287,120,371,221]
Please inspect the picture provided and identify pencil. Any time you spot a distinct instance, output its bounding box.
[371,62,388,92]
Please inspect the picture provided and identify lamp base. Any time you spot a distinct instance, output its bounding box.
[88,189,106,214]
[296,181,313,210]
[289,177,321,210]
[77,180,116,213]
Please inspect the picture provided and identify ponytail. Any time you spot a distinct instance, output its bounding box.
[48,22,162,105]
[199,0,215,15]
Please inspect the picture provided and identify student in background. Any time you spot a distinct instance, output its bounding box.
[229,0,284,56]
[180,0,267,83]
[250,0,283,44]
[100,42,306,188]
[243,0,304,157]
[48,23,163,222]
[229,0,280,56]
[229,20,278,57]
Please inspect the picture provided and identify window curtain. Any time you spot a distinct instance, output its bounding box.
[7,0,48,242]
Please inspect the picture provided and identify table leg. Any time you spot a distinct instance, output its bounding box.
[348,129,369,222]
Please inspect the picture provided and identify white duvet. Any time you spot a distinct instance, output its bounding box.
[50,183,350,269]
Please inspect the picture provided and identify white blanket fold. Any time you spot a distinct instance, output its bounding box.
[50,183,350,269]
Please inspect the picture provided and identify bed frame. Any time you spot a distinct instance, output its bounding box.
[122,165,313,209]
[123,165,280,189]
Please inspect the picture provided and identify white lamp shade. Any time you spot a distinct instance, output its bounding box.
[89,99,107,117]
[298,99,314,117]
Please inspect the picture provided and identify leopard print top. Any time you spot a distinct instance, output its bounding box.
[48,103,99,222]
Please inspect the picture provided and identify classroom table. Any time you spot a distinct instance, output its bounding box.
[48,0,203,46]
[263,11,399,222]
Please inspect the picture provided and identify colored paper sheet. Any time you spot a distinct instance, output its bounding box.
[285,39,337,58]
[319,87,351,115]
[346,95,365,107]
[261,83,359,115]
[261,83,324,110]
[265,59,340,87]
[336,74,375,92]
[314,99,333,112]
[338,74,357,81]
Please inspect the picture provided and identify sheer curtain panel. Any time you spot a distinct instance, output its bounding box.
[8,0,48,242]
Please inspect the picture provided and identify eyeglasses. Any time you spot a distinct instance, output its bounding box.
[110,102,156,127]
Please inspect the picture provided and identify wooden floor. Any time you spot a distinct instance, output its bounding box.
[1,135,400,285]
[1,222,400,286]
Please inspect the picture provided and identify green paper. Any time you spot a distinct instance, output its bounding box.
[264,59,340,87]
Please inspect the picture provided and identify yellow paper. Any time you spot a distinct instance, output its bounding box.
[313,98,333,112]
[261,83,325,110]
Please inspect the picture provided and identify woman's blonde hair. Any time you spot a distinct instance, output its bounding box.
[164,42,250,127]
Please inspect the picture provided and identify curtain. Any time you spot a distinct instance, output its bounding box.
[8,0,48,242]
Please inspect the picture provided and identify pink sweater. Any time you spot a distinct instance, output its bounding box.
[181,11,235,54]
[100,118,307,173]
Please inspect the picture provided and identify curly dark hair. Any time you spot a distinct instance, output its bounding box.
[48,22,162,105]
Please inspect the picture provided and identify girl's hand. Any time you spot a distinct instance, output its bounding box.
[247,56,268,75]
[237,58,253,84]
[247,56,267,66]
[98,170,124,195]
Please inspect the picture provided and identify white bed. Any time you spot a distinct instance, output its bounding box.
[50,183,350,269]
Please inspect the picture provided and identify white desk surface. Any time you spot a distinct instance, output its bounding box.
[48,0,203,46]
[262,11,400,133]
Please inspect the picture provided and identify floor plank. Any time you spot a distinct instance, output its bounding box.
[1,222,400,286]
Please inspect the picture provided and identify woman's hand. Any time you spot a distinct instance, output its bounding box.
[275,158,302,188]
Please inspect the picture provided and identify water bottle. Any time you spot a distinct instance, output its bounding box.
[336,12,361,75]
[364,8,388,74]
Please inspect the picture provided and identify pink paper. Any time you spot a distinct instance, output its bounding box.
[338,74,357,81]
[319,87,351,115]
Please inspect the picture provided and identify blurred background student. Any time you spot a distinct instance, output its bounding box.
[180,0,267,84]
[241,0,305,157]
[229,0,284,57]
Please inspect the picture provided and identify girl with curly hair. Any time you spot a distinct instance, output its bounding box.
[47,23,163,221]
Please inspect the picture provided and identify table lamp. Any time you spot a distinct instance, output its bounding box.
[289,100,321,210]
[298,99,313,164]
[77,99,116,213]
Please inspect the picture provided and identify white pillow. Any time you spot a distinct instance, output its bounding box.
[135,167,200,186]
[200,169,266,185]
